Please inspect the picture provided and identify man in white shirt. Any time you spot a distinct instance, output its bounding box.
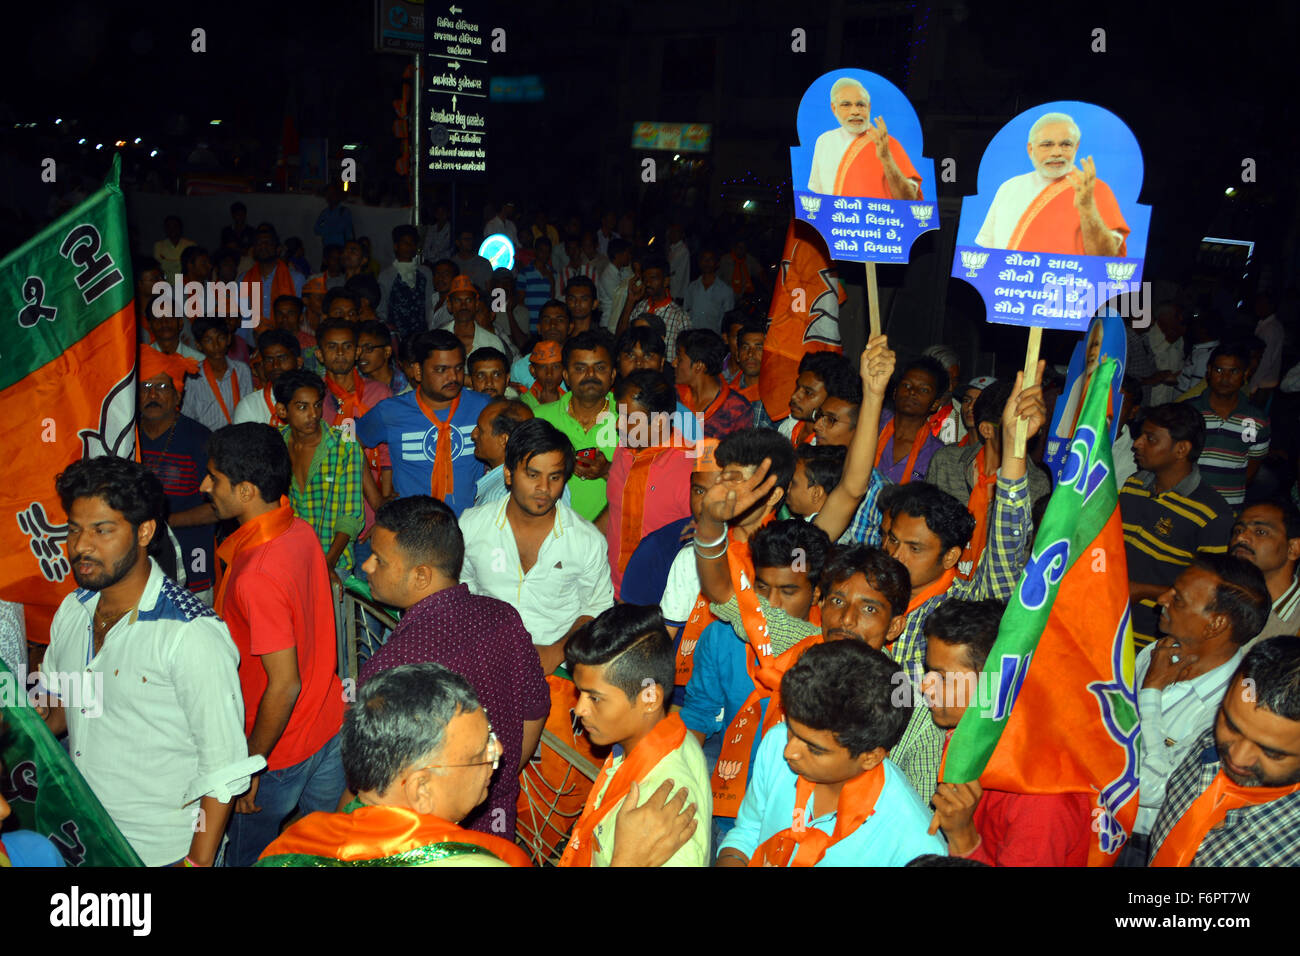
[667,223,691,302]
[1249,292,1285,396]
[38,457,253,867]
[1121,554,1271,864]
[596,212,620,258]
[451,229,494,291]
[422,204,452,263]
[1146,302,1187,405]
[598,238,634,331]
[974,112,1128,257]
[683,249,735,335]
[484,201,519,251]
[154,215,196,281]
[459,419,614,674]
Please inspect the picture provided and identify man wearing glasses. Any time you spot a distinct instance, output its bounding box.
[257,662,700,867]
[1185,342,1272,509]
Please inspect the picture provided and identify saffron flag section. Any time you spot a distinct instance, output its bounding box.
[942,358,1140,866]
[0,154,137,644]
[758,219,846,423]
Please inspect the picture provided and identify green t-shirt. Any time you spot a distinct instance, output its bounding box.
[534,392,619,522]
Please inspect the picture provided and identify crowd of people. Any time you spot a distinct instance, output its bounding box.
[3,199,1300,869]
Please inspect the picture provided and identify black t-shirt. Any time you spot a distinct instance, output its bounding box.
[140,414,216,592]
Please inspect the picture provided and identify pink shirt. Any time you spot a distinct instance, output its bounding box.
[605,445,694,598]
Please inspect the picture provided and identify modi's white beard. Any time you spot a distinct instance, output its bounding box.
[1033,155,1074,180]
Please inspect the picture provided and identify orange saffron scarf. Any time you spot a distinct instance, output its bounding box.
[874,417,929,484]
[214,497,295,614]
[415,389,461,503]
[618,438,681,575]
[728,253,754,298]
[749,762,885,866]
[203,361,242,424]
[957,447,997,581]
[559,713,689,867]
[1149,770,1300,867]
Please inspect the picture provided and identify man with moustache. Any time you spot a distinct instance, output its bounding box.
[38,456,250,866]
[469,397,571,508]
[459,420,614,674]
[975,112,1130,256]
[436,276,508,362]
[1230,497,1300,643]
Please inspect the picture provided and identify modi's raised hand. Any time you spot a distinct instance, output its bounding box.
[1071,156,1098,210]
[870,116,891,160]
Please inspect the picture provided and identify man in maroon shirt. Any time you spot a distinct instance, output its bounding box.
[673,329,754,440]
[923,599,1091,865]
[359,495,550,839]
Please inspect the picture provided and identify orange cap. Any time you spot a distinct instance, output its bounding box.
[531,340,562,364]
[449,275,479,298]
[303,273,327,295]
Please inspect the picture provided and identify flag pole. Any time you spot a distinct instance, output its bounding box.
[865,262,880,337]
[1013,325,1043,458]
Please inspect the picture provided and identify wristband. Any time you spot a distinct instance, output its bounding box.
[692,528,727,548]
[693,537,728,559]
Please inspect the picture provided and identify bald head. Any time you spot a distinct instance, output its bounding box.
[472,398,533,468]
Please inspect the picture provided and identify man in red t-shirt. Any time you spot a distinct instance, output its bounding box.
[923,599,1091,866]
[201,423,347,866]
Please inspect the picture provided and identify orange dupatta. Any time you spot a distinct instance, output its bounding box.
[675,596,714,685]
[1149,771,1300,868]
[874,417,929,484]
[214,497,295,614]
[1006,176,1129,256]
[415,389,461,502]
[327,370,382,475]
[956,447,997,581]
[618,438,681,575]
[559,713,689,867]
[247,260,298,327]
[203,361,242,424]
[749,763,885,866]
[262,385,284,424]
[832,133,922,199]
[728,253,754,298]
[792,420,815,447]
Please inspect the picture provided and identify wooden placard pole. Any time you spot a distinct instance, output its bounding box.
[1013,325,1043,459]
[865,261,881,338]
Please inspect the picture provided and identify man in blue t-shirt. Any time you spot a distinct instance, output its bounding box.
[356,329,489,516]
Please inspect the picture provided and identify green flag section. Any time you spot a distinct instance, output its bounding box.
[0,155,137,643]
[0,656,144,866]
[942,358,1140,866]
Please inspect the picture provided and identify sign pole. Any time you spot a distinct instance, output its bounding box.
[1013,325,1043,459]
[412,52,421,228]
[864,262,881,338]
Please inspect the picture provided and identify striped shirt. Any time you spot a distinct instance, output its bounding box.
[1119,466,1233,648]
[1186,392,1270,508]
[1148,727,1300,866]
[516,265,556,329]
[281,423,366,577]
[630,297,692,361]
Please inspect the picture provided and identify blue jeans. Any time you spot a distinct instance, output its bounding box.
[223,733,346,867]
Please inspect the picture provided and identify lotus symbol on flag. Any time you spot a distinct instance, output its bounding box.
[78,371,136,460]
[961,251,989,277]
[1105,262,1137,282]
[799,195,822,215]
[910,204,935,226]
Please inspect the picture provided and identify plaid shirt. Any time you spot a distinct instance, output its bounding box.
[631,297,692,361]
[844,468,887,547]
[1148,727,1300,866]
[281,423,365,577]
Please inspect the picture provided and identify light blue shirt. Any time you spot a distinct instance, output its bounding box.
[474,462,571,508]
[721,723,945,866]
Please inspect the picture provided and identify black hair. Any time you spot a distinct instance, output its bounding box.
[819,355,862,409]
[750,520,832,590]
[923,599,1005,670]
[736,318,767,341]
[344,662,481,794]
[504,418,576,481]
[538,299,570,322]
[562,328,615,368]
[272,294,304,315]
[315,316,358,342]
[180,245,209,272]
[565,275,597,297]
[1142,402,1207,459]
[616,369,677,416]
[323,288,361,313]
[373,495,464,581]
[273,369,326,407]
[631,312,667,339]
[533,234,552,251]
[345,274,382,308]
[607,237,632,260]
[723,310,749,336]
[211,248,239,270]
[1238,495,1300,539]
[972,380,1013,431]
[615,325,666,359]
[905,854,989,867]
[191,316,228,343]
[1234,636,1300,722]
[56,456,166,537]
[467,346,509,372]
[796,443,847,496]
[640,251,669,274]
[356,320,393,348]
[230,201,246,214]
[391,224,419,244]
[675,329,729,376]
[898,356,948,397]
[798,351,847,383]
[485,398,534,438]
[410,328,466,364]
[714,427,797,496]
[881,482,976,554]
[1207,340,1252,370]
[163,214,182,228]
[1190,554,1271,646]
[780,641,911,756]
[820,545,912,619]
[255,222,278,242]
[256,328,301,358]
[431,257,459,275]
[206,423,292,502]
[566,604,675,705]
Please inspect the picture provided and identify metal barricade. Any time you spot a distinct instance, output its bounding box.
[334,581,399,684]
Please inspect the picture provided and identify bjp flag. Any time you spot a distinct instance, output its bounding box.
[0,154,137,644]
[942,359,1140,866]
[758,219,846,422]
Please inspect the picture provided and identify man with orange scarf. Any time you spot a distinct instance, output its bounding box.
[560,604,712,867]
[975,112,1129,257]
[717,641,944,866]
[259,661,697,867]
[875,355,949,485]
[240,224,305,339]
[605,370,693,597]
[201,423,346,866]
[807,77,922,200]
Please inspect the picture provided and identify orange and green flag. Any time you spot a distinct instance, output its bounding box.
[0,154,137,644]
[758,219,845,423]
[942,358,1140,866]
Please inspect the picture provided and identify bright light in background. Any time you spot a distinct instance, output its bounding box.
[342,144,360,151]
[210,119,221,125]
[479,234,515,271]
[742,200,755,210]
[95,143,103,150]
[342,181,349,192]
[78,138,86,145]
[114,140,126,147]
[55,118,62,125]
[673,153,680,161]
[134,137,141,144]
[149,149,158,158]
[1225,187,1236,196]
